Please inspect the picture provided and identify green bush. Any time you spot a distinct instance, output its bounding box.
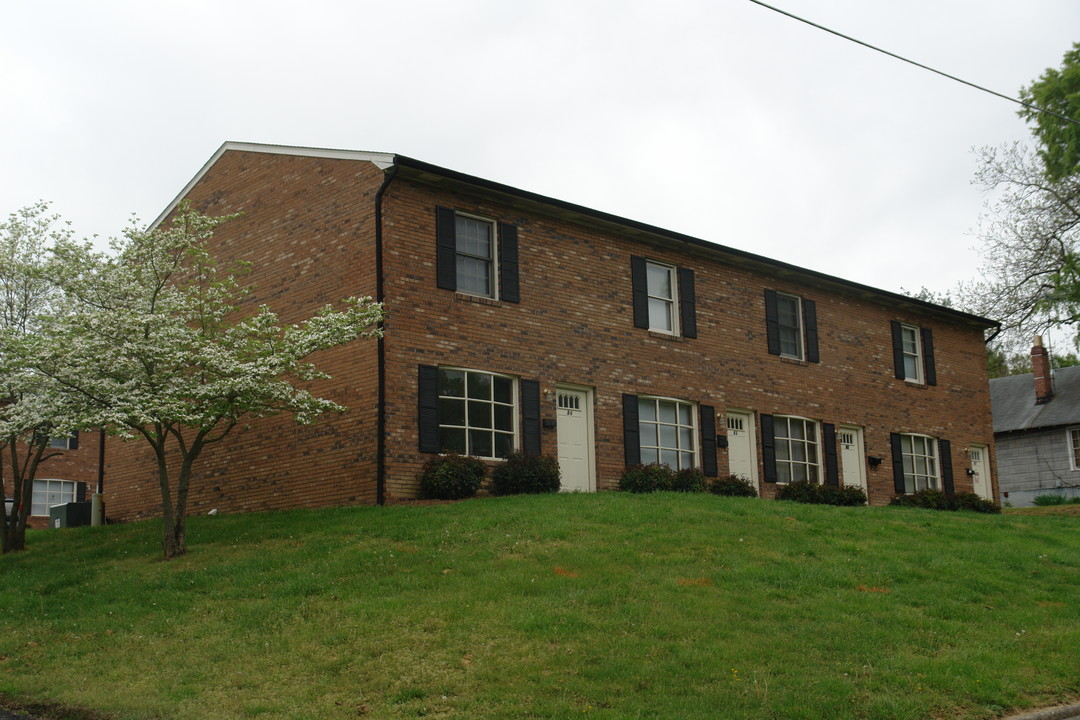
[889,489,1001,514]
[418,454,486,500]
[491,452,561,496]
[708,474,758,498]
[1033,494,1068,506]
[618,464,675,493]
[776,481,867,506]
[775,480,823,504]
[670,468,708,493]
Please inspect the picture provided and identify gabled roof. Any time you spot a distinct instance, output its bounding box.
[990,365,1080,433]
[162,141,1000,332]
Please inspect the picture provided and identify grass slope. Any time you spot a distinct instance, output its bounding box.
[0,493,1077,720]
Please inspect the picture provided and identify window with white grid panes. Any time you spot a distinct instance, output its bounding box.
[900,434,939,492]
[773,416,819,483]
[638,397,696,469]
[454,215,496,297]
[437,368,515,459]
[645,261,678,334]
[900,324,923,382]
[776,293,804,359]
[31,479,78,517]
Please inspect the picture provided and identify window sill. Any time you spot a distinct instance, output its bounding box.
[902,379,928,389]
[454,292,500,307]
[647,331,684,342]
[778,355,808,367]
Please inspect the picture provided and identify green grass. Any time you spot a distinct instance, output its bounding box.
[1,493,1077,720]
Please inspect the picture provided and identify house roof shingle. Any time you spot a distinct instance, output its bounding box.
[990,365,1080,433]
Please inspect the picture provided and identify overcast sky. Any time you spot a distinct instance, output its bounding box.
[3,1,1077,303]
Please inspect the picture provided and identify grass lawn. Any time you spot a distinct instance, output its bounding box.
[0,492,1077,720]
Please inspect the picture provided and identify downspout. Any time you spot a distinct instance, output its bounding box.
[373,162,400,506]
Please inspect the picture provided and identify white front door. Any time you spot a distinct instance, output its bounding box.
[725,409,758,491]
[556,386,595,492]
[838,425,867,496]
[970,445,990,500]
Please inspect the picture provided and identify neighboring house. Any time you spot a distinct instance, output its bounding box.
[5,431,102,529]
[103,142,1000,521]
[990,337,1080,507]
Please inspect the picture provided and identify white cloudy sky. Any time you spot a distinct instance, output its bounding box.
[2,0,1077,302]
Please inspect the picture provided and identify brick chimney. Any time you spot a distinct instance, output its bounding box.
[1032,335,1054,404]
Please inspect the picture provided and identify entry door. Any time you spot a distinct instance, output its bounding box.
[838,425,867,496]
[725,409,758,491]
[556,386,595,492]
[970,445,990,500]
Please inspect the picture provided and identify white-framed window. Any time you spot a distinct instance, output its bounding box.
[31,479,79,517]
[455,214,497,298]
[1068,427,1080,470]
[638,396,697,469]
[437,367,516,459]
[900,324,923,383]
[900,433,939,492]
[49,434,77,450]
[773,416,820,483]
[776,292,804,359]
[646,261,678,334]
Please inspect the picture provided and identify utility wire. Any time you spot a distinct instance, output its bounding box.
[748,0,1080,128]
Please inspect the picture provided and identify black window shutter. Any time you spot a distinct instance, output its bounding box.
[499,222,520,303]
[623,394,641,466]
[764,290,781,356]
[890,321,906,380]
[418,365,440,453]
[939,438,954,494]
[76,482,87,502]
[699,405,717,477]
[823,423,839,486]
[921,327,937,386]
[630,256,649,329]
[890,432,906,493]
[69,431,79,450]
[761,414,777,483]
[678,267,697,339]
[803,298,819,363]
[435,207,457,291]
[521,379,541,456]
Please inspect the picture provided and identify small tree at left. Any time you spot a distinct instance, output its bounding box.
[0,203,86,554]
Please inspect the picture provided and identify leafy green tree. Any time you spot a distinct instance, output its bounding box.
[1018,42,1080,182]
[0,203,85,553]
[22,207,382,559]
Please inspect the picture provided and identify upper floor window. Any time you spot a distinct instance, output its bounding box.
[630,256,697,338]
[897,433,939,492]
[772,415,820,483]
[48,432,79,450]
[637,396,697,470]
[890,321,936,385]
[764,290,819,362]
[435,207,520,303]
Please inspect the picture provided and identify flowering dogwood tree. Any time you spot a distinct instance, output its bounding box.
[24,206,382,559]
[0,203,85,554]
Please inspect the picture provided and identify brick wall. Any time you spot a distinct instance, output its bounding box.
[23,431,102,529]
[380,175,996,505]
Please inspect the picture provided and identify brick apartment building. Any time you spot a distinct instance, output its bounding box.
[18,430,103,528]
[102,142,999,521]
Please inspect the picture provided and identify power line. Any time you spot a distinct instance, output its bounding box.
[747,0,1080,129]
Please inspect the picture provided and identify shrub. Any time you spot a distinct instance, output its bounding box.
[418,454,486,500]
[889,489,1000,514]
[618,464,675,493]
[775,481,867,506]
[1033,494,1068,506]
[709,474,758,498]
[775,480,823,504]
[951,492,1001,514]
[670,468,708,493]
[490,452,561,496]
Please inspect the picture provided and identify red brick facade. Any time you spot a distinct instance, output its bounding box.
[22,431,102,529]
[102,143,999,521]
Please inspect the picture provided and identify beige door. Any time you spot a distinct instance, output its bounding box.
[556,386,595,492]
[970,445,990,500]
[838,425,867,497]
[726,409,758,491]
